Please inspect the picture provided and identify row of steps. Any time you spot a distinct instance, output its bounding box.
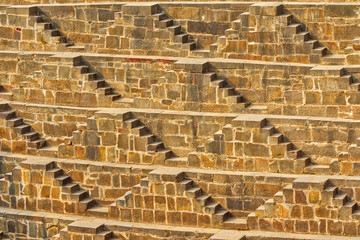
[152,11,196,51]
[265,124,333,174]
[180,178,248,229]
[47,164,115,218]
[278,14,345,65]
[46,165,98,213]
[201,120,331,174]
[73,64,121,102]
[258,182,360,221]
[123,117,181,163]
[0,103,49,150]
[201,71,250,108]
[35,15,85,52]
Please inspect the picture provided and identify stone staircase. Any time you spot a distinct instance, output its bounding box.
[73,63,122,104]
[34,11,85,52]
[196,70,250,110]
[195,117,314,174]
[0,103,52,152]
[253,177,360,226]
[122,116,182,164]
[152,11,196,51]
[0,159,120,218]
[45,163,99,214]
[180,178,248,230]
[277,14,335,64]
[115,168,247,229]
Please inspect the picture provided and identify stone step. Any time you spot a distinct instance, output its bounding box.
[165,157,188,167]
[304,39,319,50]
[205,202,221,214]
[48,29,60,37]
[111,98,133,108]
[62,183,80,194]
[28,138,46,149]
[322,54,346,65]
[6,118,23,127]
[333,194,347,206]
[38,145,58,158]
[158,19,173,29]
[350,83,360,91]
[86,80,106,89]
[54,175,72,186]
[157,149,173,160]
[295,31,310,42]
[179,179,194,190]
[46,167,63,178]
[0,103,10,112]
[152,12,167,21]
[313,46,328,56]
[147,142,164,152]
[220,87,236,97]
[96,230,114,240]
[342,201,358,214]
[0,92,13,101]
[107,94,122,101]
[73,65,89,74]
[87,205,109,218]
[98,87,114,95]
[124,119,142,128]
[352,210,360,220]
[211,79,227,88]
[303,164,331,175]
[140,178,149,187]
[286,23,302,34]
[131,126,149,136]
[223,217,248,230]
[269,133,284,144]
[70,189,89,201]
[49,35,67,44]
[14,124,31,134]
[37,22,52,30]
[67,221,105,234]
[168,25,181,35]
[186,187,203,198]
[191,49,211,58]
[213,209,231,224]
[23,131,40,141]
[78,197,97,212]
[261,125,275,135]
[0,110,16,120]
[141,134,156,145]
[287,149,302,159]
[182,41,196,50]
[196,195,212,207]
[174,33,189,43]
[83,72,97,81]
[66,45,86,52]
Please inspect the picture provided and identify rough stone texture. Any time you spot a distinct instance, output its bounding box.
[2,1,360,240]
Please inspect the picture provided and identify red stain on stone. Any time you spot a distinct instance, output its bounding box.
[15,27,21,32]
[158,59,173,64]
[125,58,153,63]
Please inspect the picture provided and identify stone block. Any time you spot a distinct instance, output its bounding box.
[6,6,39,16]
[122,4,159,17]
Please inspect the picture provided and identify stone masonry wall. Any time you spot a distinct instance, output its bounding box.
[2,3,360,59]
[4,103,360,176]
